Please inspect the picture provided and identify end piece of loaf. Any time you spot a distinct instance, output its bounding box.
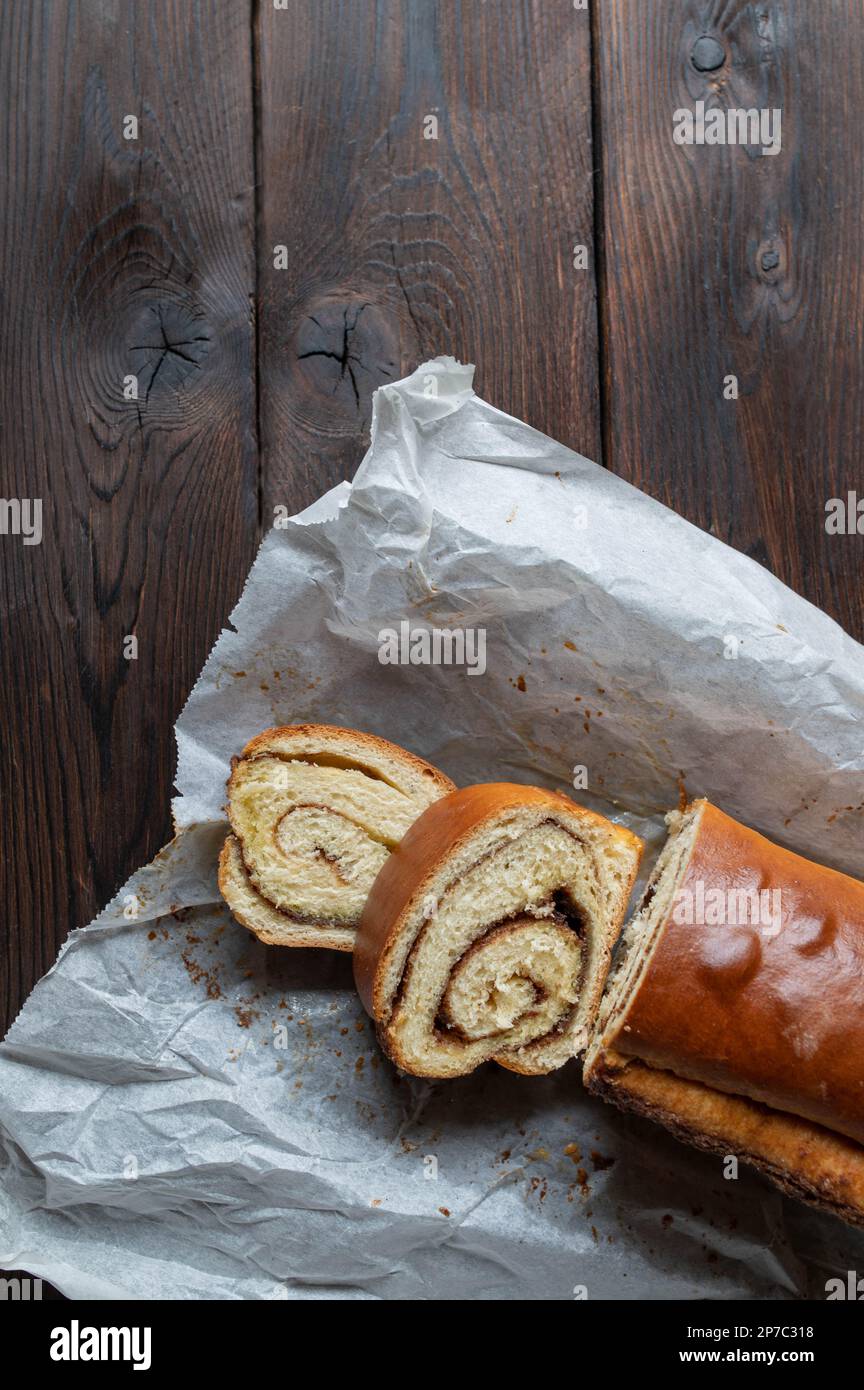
[585,798,864,1227]
[218,724,455,950]
[353,783,643,1078]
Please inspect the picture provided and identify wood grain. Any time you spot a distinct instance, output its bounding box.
[594,0,864,642]
[0,0,258,1038]
[256,0,600,515]
[2,0,863,1303]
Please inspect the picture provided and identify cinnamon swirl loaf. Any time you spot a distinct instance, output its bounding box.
[218,725,455,950]
[585,800,864,1227]
[354,783,642,1077]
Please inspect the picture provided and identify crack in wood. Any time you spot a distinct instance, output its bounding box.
[128,303,210,404]
[297,303,371,409]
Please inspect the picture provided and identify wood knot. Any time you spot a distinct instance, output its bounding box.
[757,239,784,282]
[691,35,726,73]
[127,301,211,400]
[294,299,398,418]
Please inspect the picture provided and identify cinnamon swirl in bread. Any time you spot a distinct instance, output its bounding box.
[354,783,642,1077]
[219,724,454,950]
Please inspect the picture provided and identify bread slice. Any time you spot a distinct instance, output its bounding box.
[584,798,864,1227]
[218,724,455,950]
[353,783,643,1078]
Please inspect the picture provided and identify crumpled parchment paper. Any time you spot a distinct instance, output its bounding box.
[2,357,863,1300]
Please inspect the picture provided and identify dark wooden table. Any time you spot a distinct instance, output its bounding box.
[1,0,862,1294]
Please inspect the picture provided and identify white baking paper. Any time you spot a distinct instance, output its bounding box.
[2,357,863,1300]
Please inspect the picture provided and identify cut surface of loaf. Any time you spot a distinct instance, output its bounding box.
[585,798,864,1226]
[354,783,643,1078]
[218,724,455,950]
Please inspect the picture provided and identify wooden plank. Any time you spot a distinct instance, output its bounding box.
[257,0,600,515]
[0,0,258,1037]
[594,0,864,642]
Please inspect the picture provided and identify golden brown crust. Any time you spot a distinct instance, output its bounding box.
[606,801,864,1145]
[585,1048,864,1229]
[353,782,641,1021]
[236,723,456,796]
